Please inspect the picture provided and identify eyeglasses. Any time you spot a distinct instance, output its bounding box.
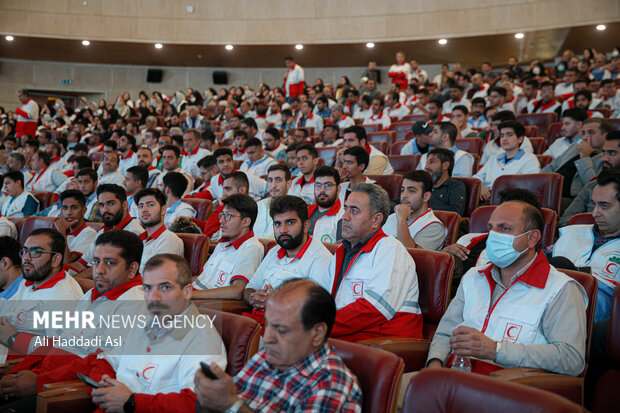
[19,248,57,258]
[219,212,241,222]
[314,182,336,190]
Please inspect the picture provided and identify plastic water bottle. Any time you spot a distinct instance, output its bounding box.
[451,355,472,372]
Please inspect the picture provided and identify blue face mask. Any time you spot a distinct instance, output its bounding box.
[486,230,531,268]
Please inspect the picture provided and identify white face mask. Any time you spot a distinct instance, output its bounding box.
[532,66,541,75]
[612,50,619,57]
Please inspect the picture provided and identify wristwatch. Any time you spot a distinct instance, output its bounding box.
[6,333,19,350]
[123,393,136,413]
[495,341,502,360]
[225,399,244,413]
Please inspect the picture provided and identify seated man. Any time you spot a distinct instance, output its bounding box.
[195,279,362,412]
[417,122,474,178]
[0,237,23,300]
[552,170,620,322]
[254,164,292,240]
[543,107,587,160]
[0,171,39,218]
[289,143,319,204]
[53,189,98,265]
[209,148,267,200]
[185,155,216,200]
[285,143,300,175]
[309,166,344,243]
[98,151,126,188]
[126,165,148,218]
[467,97,488,129]
[384,91,410,120]
[16,254,226,413]
[424,148,466,215]
[240,138,279,178]
[192,194,264,299]
[161,172,196,227]
[324,183,423,341]
[153,144,194,197]
[7,152,32,185]
[363,97,391,130]
[383,171,447,250]
[475,120,541,201]
[117,133,138,176]
[399,121,433,156]
[135,188,184,273]
[427,200,587,376]
[338,146,374,203]
[337,125,394,175]
[180,128,211,178]
[76,168,100,221]
[25,150,67,193]
[232,130,249,162]
[525,81,562,116]
[315,124,342,148]
[136,147,161,188]
[198,172,250,240]
[263,127,288,160]
[243,196,333,322]
[479,112,534,166]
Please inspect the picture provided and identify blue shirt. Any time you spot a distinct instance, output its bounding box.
[0,275,22,300]
[499,149,526,164]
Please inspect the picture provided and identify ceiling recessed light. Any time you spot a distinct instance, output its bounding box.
[596,24,606,31]
[295,44,303,50]
[515,32,524,39]
[366,42,375,48]
[438,39,447,45]
[5,35,14,41]
[154,43,163,49]
[82,40,90,46]
[225,44,233,50]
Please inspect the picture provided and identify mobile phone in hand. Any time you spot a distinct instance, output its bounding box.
[77,373,104,388]
[200,361,218,380]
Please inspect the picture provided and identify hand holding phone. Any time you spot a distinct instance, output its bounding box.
[200,361,218,380]
[77,373,104,388]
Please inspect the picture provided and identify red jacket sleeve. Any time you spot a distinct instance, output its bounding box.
[331,298,387,338]
[388,71,407,79]
[201,211,221,238]
[15,108,30,119]
[187,190,213,200]
[36,354,114,392]
[133,389,197,413]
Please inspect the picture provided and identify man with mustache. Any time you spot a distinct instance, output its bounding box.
[338,146,374,204]
[136,146,161,188]
[125,166,148,219]
[253,164,292,240]
[242,196,333,325]
[97,151,126,188]
[308,167,344,244]
[192,194,264,299]
[52,189,97,266]
[135,188,184,273]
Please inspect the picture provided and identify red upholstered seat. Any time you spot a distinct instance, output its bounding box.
[453,177,481,217]
[528,136,547,154]
[455,137,483,156]
[32,191,59,210]
[388,122,415,141]
[387,155,420,175]
[566,213,595,226]
[193,176,203,190]
[403,369,583,413]
[176,233,210,276]
[489,173,564,212]
[18,216,56,245]
[368,141,388,154]
[258,238,278,254]
[524,125,539,137]
[517,112,558,136]
[88,152,104,162]
[360,123,382,133]
[536,154,553,168]
[367,131,397,149]
[593,288,620,413]
[545,122,564,147]
[366,174,403,199]
[401,114,429,123]
[433,210,460,249]
[606,118,620,132]
[7,218,25,237]
[183,198,213,221]
[330,338,404,413]
[390,140,409,155]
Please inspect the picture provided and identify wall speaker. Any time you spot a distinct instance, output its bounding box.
[213,71,228,84]
[147,69,163,83]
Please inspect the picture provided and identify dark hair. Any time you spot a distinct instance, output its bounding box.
[144,253,192,287]
[77,167,98,182]
[72,143,89,154]
[343,125,367,144]
[244,137,263,149]
[520,202,544,235]
[103,140,117,151]
[134,188,166,207]
[562,107,588,123]
[97,183,127,203]
[498,188,541,209]
[296,142,318,159]
[313,165,340,183]
[121,133,137,151]
[597,169,620,204]
[452,104,469,116]
[265,127,280,140]
[241,117,258,130]
[4,170,24,187]
[184,128,200,140]
[498,120,525,138]
[160,144,181,158]
[127,166,149,189]
[428,148,455,176]
[343,146,369,170]
[172,135,184,147]
[213,147,233,159]
[221,193,258,230]
[524,78,539,89]
[403,170,433,193]
[162,172,188,198]
[540,81,554,90]
[489,86,507,98]
[491,111,517,122]
[35,150,51,166]
[606,130,620,144]
[0,236,21,267]
[197,155,216,169]
[267,164,291,181]
[295,128,309,139]
[201,130,216,144]
[24,139,39,149]
[323,124,339,133]
[60,189,86,207]
[574,89,592,103]
[269,195,309,222]
[436,122,458,145]
[584,118,612,135]
[95,230,143,269]
[146,128,161,140]
[29,228,66,262]
[225,171,250,190]
[286,143,299,154]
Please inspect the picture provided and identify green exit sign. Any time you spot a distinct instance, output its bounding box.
[60,79,73,85]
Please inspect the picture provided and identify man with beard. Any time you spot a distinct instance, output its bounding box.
[308,167,344,243]
[263,127,288,161]
[417,122,474,177]
[192,194,264,299]
[242,196,333,326]
[399,121,434,156]
[382,170,447,250]
[209,148,267,200]
[98,151,126,188]
[125,166,148,218]
[153,145,194,198]
[13,254,226,413]
[135,188,184,273]
[118,133,137,176]
[136,146,161,188]
[337,147,374,204]
[52,190,98,265]
[425,148,466,215]
[240,138,279,178]
[254,165,292,239]
[187,155,217,200]
[76,184,144,279]
[180,128,211,178]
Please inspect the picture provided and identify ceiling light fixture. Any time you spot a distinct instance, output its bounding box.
[515,32,524,39]
[596,24,606,31]
[366,42,375,48]
[225,44,233,50]
[154,43,163,49]
[5,35,14,41]
[438,38,447,45]
[295,44,303,50]
[82,40,90,46]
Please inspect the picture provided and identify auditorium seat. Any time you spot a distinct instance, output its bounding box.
[297,126,315,137]
[469,206,557,249]
[317,146,339,167]
[86,222,104,232]
[390,140,409,155]
[387,155,420,175]
[453,177,481,217]
[491,269,597,405]
[32,191,59,210]
[593,287,620,413]
[606,118,620,132]
[517,112,558,136]
[489,173,564,212]
[567,213,595,226]
[330,338,404,413]
[177,233,210,276]
[523,125,539,137]
[233,160,244,169]
[402,369,583,413]
[401,114,429,123]
[88,152,104,162]
[367,131,397,148]
[359,249,454,372]
[361,123,382,134]
[389,122,415,141]
[193,177,203,190]
[536,154,553,168]
[19,216,56,245]
[433,210,460,248]
[470,153,480,173]
[545,122,564,147]
[366,174,403,200]
[455,137,483,157]
[528,137,547,154]
[369,141,388,155]
[7,218,25,237]
[258,238,278,254]
[183,198,213,221]
[592,107,611,118]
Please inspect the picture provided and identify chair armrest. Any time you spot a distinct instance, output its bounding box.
[42,380,86,391]
[37,384,95,413]
[358,337,431,373]
[193,299,251,315]
[0,358,25,375]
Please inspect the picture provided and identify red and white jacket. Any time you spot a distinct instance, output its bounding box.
[388,63,413,90]
[362,111,391,130]
[383,103,411,120]
[308,200,345,243]
[526,99,562,114]
[283,64,305,98]
[294,112,324,132]
[15,98,39,138]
